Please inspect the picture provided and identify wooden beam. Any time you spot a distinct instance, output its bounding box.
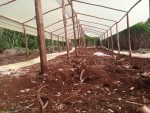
[50,33,54,52]
[118,0,141,23]
[104,33,106,47]
[107,31,109,49]
[57,36,60,52]
[62,37,65,50]
[62,0,70,60]
[110,28,114,51]
[0,0,17,7]
[149,0,150,19]
[77,12,117,22]
[84,30,102,35]
[70,0,77,57]
[51,24,73,33]
[58,28,74,35]
[116,23,120,54]
[127,13,132,57]
[79,19,110,27]
[24,4,69,23]
[34,0,47,75]
[82,24,107,31]
[23,24,29,56]
[83,28,104,33]
[44,17,72,28]
[74,0,127,13]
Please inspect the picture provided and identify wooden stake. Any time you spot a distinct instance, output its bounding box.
[104,33,106,47]
[107,31,109,49]
[70,0,77,57]
[62,0,70,60]
[34,0,47,75]
[77,21,81,53]
[110,28,114,51]
[62,37,64,50]
[23,24,29,56]
[149,0,150,19]
[116,23,120,54]
[57,36,60,52]
[127,13,132,57]
[50,33,54,52]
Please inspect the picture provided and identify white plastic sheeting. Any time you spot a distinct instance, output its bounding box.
[0,0,148,39]
[93,52,109,57]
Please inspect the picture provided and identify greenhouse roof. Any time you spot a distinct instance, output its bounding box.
[0,0,148,40]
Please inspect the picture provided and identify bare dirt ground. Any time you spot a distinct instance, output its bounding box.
[0,48,150,113]
[0,52,39,66]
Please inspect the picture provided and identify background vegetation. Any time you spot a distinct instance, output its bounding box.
[0,20,150,53]
[0,28,55,53]
[105,20,150,50]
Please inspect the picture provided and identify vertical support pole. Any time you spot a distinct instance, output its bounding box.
[23,24,29,56]
[127,13,132,57]
[50,33,54,52]
[70,0,77,57]
[104,33,106,48]
[57,36,60,52]
[99,36,101,47]
[107,31,109,49]
[116,23,120,54]
[62,0,70,60]
[77,21,81,52]
[62,37,64,50]
[101,35,103,47]
[34,0,47,75]
[93,39,95,48]
[149,0,150,19]
[110,27,114,51]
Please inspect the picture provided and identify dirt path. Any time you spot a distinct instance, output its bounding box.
[0,49,74,70]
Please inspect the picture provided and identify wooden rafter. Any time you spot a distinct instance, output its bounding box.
[77,12,117,22]
[51,24,73,33]
[24,4,69,23]
[0,0,17,7]
[81,24,107,31]
[45,17,72,28]
[83,28,104,33]
[79,19,110,27]
[74,0,127,13]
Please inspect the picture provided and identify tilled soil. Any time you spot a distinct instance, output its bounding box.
[0,48,150,113]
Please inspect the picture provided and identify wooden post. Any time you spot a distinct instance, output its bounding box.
[50,33,54,52]
[62,37,64,50]
[107,31,109,49]
[110,28,114,51]
[99,36,101,47]
[62,0,70,60]
[116,23,120,54]
[58,36,60,52]
[77,21,81,53]
[127,13,132,57]
[104,33,106,47]
[149,0,150,19]
[34,0,47,75]
[70,0,77,57]
[23,24,29,56]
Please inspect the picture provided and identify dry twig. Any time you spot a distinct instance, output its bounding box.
[37,84,49,113]
[80,69,85,83]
